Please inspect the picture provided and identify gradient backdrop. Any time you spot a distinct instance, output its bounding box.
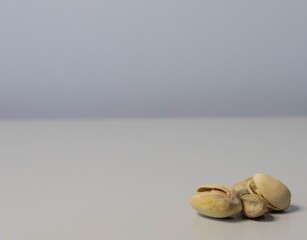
[1,0,307,119]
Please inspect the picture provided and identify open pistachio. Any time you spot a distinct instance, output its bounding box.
[190,184,242,218]
[241,194,268,218]
[248,173,291,211]
[233,177,253,197]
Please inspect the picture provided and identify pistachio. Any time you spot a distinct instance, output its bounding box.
[190,184,242,218]
[241,194,268,218]
[233,177,253,197]
[248,173,291,211]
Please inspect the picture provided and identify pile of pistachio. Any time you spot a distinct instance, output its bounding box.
[190,173,291,219]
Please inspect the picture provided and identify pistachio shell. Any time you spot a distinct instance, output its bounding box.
[190,184,242,218]
[247,178,262,196]
[233,177,253,197]
[252,173,291,211]
[241,194,268,218]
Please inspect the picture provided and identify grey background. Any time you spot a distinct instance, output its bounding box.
[1,0,307,119]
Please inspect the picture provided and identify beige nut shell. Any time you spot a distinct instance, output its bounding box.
[253,173,291,210]
[233,177,253,197]
[190,184,242,218]
[241,194,268,218]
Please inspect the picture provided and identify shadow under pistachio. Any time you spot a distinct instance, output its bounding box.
[195,204,301,223]
[197,213,244,223]
[242,214,274,222]
[197,212,274,222]
[269,204,302,214]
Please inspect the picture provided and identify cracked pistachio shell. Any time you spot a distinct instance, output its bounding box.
[249,173,291,211]
[190,184,242,218]
[233,177,253,197]
[241,194,268,218]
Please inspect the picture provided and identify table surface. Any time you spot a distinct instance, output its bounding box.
[0,118,306,239]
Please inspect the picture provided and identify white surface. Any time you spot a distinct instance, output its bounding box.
[0,118,306,239]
